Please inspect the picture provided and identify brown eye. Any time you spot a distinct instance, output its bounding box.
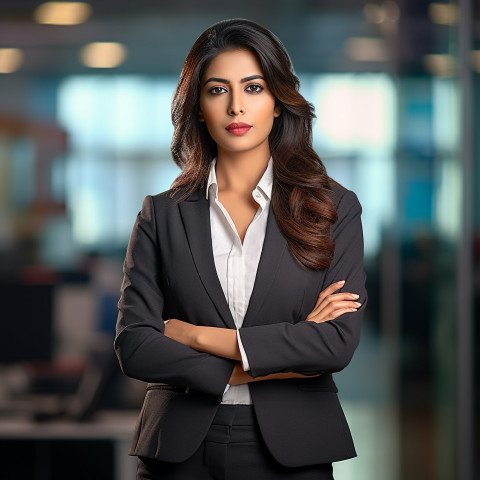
[208,86,227,95]
[245,84,264,94]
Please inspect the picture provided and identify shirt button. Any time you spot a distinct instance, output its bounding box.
[254,191,261,199]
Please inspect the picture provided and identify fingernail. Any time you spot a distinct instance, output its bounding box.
[337,280,345,284]
[352,294,359,299]
[354,302,362,307]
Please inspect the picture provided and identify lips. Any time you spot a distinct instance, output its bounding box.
[225,122,252,136]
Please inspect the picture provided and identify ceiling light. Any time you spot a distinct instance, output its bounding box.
[471,50,480,73]
[428,3,459,26]
[344,37,389,62]
[80,42,127,68]
[364,1,400,24]
[424,54,456,77]
[384,1,400,22]
[34,2,92,25]
[364,3,387,24]
[0,48,24,74]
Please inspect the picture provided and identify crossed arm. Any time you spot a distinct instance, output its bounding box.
[164,279,362,385]
[116,191,366,395]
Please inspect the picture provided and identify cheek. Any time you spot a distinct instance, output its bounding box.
[200,108,223,142]
[199,96,214,121]
[252,99,277,124]
[200,103,223,129]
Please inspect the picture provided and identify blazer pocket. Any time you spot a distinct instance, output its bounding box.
[295,374,338,392]
[130,384,184,457]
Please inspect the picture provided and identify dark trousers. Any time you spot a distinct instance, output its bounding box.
[137,405,334,480]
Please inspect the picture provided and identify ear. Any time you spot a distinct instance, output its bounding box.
[274,105,281,118]
[198,109,205,122]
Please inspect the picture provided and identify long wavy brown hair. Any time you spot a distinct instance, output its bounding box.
[170,19,338,270]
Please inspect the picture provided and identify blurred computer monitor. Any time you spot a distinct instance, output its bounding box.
[0,282,54,364]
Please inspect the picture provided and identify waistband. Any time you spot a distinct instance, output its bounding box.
[212,404,257,427]
[207,405,259,445]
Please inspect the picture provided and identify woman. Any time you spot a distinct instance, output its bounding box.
[115,18,367,480]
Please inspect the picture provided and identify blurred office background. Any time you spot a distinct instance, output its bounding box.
[0,1,478,479]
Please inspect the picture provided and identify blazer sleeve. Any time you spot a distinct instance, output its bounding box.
[239,189,367,378]
[114,195,235,397]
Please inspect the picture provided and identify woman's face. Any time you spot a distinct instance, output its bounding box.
[199,48,280,159]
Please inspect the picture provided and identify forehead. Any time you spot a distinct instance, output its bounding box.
[202,49,264,80]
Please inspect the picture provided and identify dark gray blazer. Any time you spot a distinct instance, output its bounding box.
[114,182,367,467]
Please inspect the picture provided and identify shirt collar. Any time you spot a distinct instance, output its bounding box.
[206,158,273,201]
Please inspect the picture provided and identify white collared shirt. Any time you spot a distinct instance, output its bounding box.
[207,158,273,405]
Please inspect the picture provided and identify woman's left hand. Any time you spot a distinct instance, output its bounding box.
[306,281,361,324]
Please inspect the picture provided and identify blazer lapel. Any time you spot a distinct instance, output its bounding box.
[178,190,236,329]
[242,205,287,328]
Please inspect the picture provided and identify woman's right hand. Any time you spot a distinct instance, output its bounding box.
[228,363,321,386]
[305,280,361,324]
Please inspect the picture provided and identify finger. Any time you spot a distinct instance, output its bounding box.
[308,307,359,323]
[307,301,361,322]
[322,293,359,304]
[311,292,360,316]
[323,300,361,316]
[318,280,345,301]
[326,307,359,321]
[314,280,345,308]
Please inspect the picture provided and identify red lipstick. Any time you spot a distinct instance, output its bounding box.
[225,122,252,135]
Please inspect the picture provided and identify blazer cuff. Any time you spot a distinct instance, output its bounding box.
[237,330,251,372]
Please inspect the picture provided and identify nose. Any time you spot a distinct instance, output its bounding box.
[228,89,244,116]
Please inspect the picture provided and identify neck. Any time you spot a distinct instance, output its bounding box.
[215,148,270,195]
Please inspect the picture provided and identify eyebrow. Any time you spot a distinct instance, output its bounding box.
[203,74,266,86]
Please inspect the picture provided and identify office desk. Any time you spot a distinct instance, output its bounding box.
[0,411,138,480]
